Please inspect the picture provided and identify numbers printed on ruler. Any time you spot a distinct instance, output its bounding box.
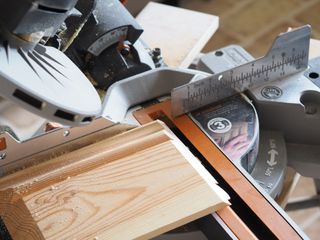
[172,25,311,117]
[185,49,308,109]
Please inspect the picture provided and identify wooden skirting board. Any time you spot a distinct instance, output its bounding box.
[0,121,229,240]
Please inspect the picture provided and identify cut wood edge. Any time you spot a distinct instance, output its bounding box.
[0,190,44,240]
[171,139,230,204]
[82,140,230,240]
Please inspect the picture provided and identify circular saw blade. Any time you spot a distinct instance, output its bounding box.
[0,42,101,126]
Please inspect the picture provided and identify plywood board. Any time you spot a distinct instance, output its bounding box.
[136,2,219,68]
[0,121,229,240]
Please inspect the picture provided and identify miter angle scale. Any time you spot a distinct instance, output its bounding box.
[0,0,102,127]
[171,25,311,116]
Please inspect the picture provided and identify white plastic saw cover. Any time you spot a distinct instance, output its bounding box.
[0,42,101,126]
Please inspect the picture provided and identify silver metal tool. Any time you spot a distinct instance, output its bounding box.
[171,25,311,117]
[195,42,320,198]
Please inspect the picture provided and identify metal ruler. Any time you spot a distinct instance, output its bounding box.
[171,25,311,117]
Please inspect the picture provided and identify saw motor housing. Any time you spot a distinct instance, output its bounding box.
[65,0,156,91]
[0,0,104,142]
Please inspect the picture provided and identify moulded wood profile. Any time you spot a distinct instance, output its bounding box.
[0,120,229,240]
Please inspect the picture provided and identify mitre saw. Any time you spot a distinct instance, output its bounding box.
[0,0,319,208]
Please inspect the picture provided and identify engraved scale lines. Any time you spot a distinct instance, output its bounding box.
[185,50,307,107]
[172,25,311,116]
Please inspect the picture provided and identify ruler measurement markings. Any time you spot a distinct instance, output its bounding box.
[185,50,308,107]
[172,26,311,116]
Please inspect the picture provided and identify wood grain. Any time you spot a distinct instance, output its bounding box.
[133,100,304,240]
[136,2,219,68]
[0,122,169,192]
[0,121,229,240]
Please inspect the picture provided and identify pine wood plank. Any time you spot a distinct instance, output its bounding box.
[136,2,219,68]
[0,121,229,240]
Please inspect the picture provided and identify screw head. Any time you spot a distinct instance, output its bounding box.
[0,152,7,160]
[63,130,70,137]
[261,86,282,99]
